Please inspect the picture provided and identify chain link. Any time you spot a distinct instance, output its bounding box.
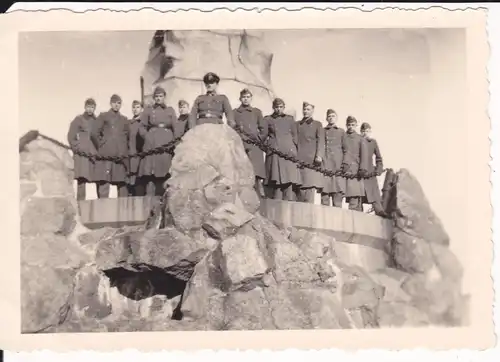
[38,125,386,180]
[232,125,387,180]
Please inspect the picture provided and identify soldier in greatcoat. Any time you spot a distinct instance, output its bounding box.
[189,72,235,128]
[341,116,369,211]
[321,109,346,207]
[360,122,386,216]
[173,99,191,139]
[128,100,145,196]
[67,98,98,200]
[296,102,325,203]
[233,88,267,197]
[91,94,130,198]
[138,86,177,196]
[263,98,301,201]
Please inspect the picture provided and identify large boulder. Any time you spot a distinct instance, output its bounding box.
[384,168,468,327]
[166,124,257,232]
[180,214,360,330]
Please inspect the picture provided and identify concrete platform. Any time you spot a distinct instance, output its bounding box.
[260,198,393,251]
[78,196,393,271]
[78,196,161,229]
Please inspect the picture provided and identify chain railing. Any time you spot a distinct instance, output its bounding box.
[232,125,387,180]
[22,125,386,180]
[22,125,392,216]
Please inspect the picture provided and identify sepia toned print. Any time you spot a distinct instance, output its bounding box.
[0,6,493,351]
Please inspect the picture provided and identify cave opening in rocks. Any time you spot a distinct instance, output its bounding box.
[102,264,189,320]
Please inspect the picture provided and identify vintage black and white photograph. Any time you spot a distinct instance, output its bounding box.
[2,6,493,351]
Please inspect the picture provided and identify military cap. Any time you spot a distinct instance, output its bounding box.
[272,98,285,107]
[346,115,358,125]
[360,122,372,131]
[153,86,166,96]
[203,72,220,84]
[326,109,336,116]
[132,100,143,107]
[84,98,96,107]
[178,99,189,107]
[110,94,122,103]
[240,88,253,97]
[302,101,315,109]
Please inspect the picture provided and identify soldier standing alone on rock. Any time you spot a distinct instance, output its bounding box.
[296,102,325,203]
[263,98,302,201]
[189,72,235,128]
[341,116,369,212]
[67,98,99,201]
[128,100,145,196]
[91,94,130,198]
[138,86,177,196]
[321,109,346,208]
[360,122,386,216]
[232,88,268,198]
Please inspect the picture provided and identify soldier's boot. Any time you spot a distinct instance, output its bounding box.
[320,193,331,206]
[372,201,387,218]
[347,197,362,212]
[332,193,344,208]
[76,179,86,201]
[255,178,265,198]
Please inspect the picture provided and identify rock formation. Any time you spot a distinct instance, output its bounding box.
[141,30,275,115]
[19,125,469,333]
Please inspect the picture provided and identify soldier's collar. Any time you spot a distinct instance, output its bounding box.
[206,91,217,96]
[153,102,166,109]
[301,117,314,124]
[238,105,253,112]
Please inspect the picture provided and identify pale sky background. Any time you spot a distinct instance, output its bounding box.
[19,29,470,291]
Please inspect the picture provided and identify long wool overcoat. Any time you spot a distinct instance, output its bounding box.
[296,117,325,189]
[67,113,98,181]
[173,114,190,139]
[322,125,346,195]
[92,110,129,183]
[264,113,301,186]
[342,130,369,198]
[189,92,234,127]
[138,104,177,178]
[363,138,383,203]
[128,116,144,185]
[233,105,267,179]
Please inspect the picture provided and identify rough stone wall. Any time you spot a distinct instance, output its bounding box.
[20,138,91,333]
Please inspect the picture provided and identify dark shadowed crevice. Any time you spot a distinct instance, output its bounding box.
[103,264,188,302]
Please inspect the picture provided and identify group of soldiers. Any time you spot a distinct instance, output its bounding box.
[68,72,385,216]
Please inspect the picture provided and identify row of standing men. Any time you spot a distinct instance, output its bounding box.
[67,72,385,215]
